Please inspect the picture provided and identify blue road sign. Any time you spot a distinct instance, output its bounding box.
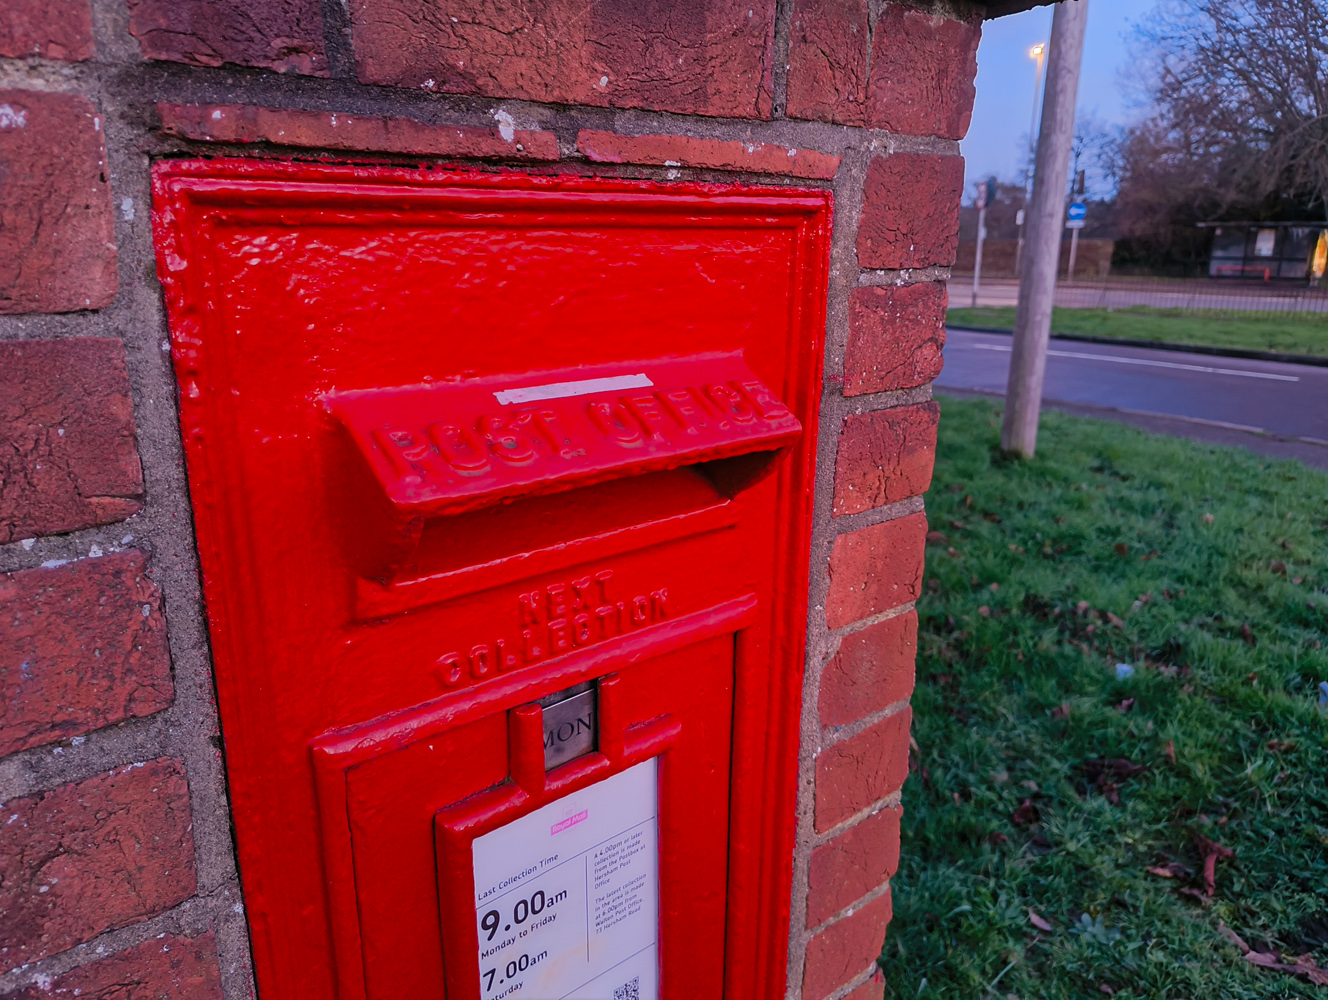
[1067,201,1087,222]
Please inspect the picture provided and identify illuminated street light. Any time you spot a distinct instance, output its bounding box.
[1028,42,1048,149]
[1017,42,1049,276]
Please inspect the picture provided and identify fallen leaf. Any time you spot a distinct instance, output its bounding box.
[1269,559,1288,575]
[1052,703,1071,720]
[1147,862,1193,879]
[926,530,950,545]
[1245,951,1281,969]
[1202,512,1215,523]
[1028,909,1053,932]
[1099,985,1115,995]
[1012,799,1040,825]
[1115,698,1135,713]
[1242,950,1328,986]
[1114,542,1130,556]
[1194,833,1235,897]
[1266,739,1296,753]
[987,831,1008,846]
[1106,611,1126,628]
[1218,922,1250,952]
[1293,954,1328,986]
[1165,739,1176,764]
[1178,887,1210,905]
[978,605,991,617]
[1241,623,1256,646]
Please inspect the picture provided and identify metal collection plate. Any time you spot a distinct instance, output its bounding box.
[540,686,597,770]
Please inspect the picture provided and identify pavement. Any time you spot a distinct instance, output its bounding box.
[949,278,1328,313]
[937,327,1328,471]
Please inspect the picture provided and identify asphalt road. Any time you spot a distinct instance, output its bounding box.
[937,327,1328,470]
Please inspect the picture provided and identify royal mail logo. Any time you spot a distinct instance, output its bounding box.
[551,809,589,835]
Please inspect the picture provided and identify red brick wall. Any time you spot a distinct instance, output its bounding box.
[0,1,978,995]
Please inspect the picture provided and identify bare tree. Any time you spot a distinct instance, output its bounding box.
[1069,112,1113,198]
[1132,0,1328,218]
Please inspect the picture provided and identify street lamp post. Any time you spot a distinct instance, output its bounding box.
[1015,42,1047,278]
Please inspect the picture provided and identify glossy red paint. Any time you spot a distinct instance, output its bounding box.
[151,160,830,1000]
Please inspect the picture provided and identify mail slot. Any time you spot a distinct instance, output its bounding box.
[153,162,831,1000]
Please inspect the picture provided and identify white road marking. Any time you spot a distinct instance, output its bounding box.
[968,343,1300,381]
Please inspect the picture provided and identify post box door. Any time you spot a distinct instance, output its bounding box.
[152,161,830,1000]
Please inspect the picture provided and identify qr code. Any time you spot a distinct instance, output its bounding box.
[612,976,640,1000]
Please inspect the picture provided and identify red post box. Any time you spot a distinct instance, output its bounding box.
[153,161,830,1000]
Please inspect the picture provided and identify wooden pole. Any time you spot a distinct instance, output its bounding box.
[1067,225,1080,282]
[1001,0,1089,458]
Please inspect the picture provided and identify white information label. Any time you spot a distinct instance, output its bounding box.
[472,759,659,1000]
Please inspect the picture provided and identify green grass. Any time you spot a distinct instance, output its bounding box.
[945,305,1328,357]
[879,396,1328,999]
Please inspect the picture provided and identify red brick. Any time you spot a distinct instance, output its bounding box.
[833,402,939,517]
[7,931,223,1000]
[785,0,869,125]
[128,0,327,75]
[865,5,981,140]
[0,759,195,972]
[819,611,916,728]
[807,806,901,927]
[825,512,926,630]
[841,981,885,1000]
[0,552,173,757]
[0,339,143,542]
[815,708,911,832]
[0,91,117,314]
[802,889,892,999]
[578,130,839,179]
[351,0,776,119]
[856,154,964,270]
[843,283,947,396]
[157,104,560,161]
[0,0,93,61]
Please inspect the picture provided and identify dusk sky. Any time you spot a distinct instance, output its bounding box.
[961,0,1158,203]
